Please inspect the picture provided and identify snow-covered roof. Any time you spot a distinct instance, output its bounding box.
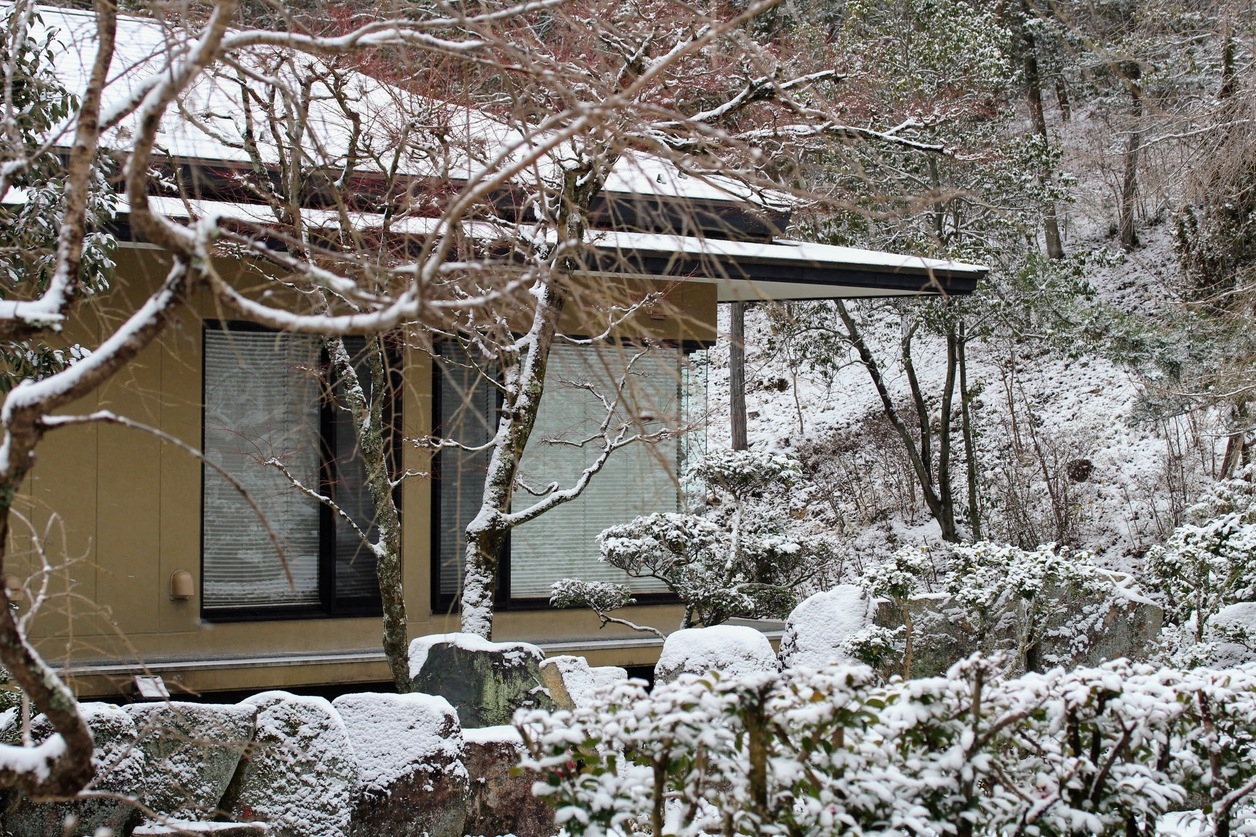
[586,229,984,300]
[21,4,774,209]
[17,3,986,299]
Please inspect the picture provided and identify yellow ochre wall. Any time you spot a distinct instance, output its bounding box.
[14,245,715,698]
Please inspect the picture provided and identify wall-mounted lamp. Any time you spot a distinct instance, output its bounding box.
[3,575,23,603]
[169,570,195,601]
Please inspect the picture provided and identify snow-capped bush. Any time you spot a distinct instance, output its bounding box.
[944,541,1117,671]
[854,541,1145,676]
[518,658,1256,837]
[552,448,822,629]
[859,545,932,677]
[1147,467,1256,653]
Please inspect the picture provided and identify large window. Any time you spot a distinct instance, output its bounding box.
[201,325,386,618]
[434,341,706,608]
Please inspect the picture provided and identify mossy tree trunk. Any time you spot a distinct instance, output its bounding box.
[326,336,411,692]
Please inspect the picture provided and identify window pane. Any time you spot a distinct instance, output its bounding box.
[436,343,497,601]
[510,343,682,598]
[203,330,322,609]
[329,337,382,603]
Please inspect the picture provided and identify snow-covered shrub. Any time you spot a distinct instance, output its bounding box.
[944,540,1120,671]
[1147,469,1256,652]
[859,545,931,677]
[855,541,1143,676]
[837,624,902,672]
[518,659,1256,837]
[552,449,821,630]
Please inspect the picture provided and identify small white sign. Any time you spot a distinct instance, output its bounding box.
[134,675,169,700]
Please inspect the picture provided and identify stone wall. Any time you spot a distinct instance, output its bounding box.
[0,691,550,837]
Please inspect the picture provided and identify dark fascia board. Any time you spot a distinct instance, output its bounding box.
[584,244,986,300]
[99,193,985,301]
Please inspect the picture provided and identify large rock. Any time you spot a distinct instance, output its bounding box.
[539,656,627,710]
[409,633,554,728]
[463,725,554,837]
[872,593,970,679]
[869,578,1163,677]
[1205,602,1256,667]
[221,691,358,837]
[779,585,875,670]
[3,702,146,837]
[126,700,257,819]
[332,692,469,837]
[654,625,778,683]
[1040,579,1163,668]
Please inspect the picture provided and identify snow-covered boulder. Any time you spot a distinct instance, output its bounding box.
[779,585,875,670]
[332,692,469,837]
[223,692,358,837]
[539,655,627,709]
[654,625,779,683]
[1205,602,1256,667]
[870,583,1163,677]
[463,725,555,837]
[126,701,257,820]
[409,633,554,727]
[3,702,146,837]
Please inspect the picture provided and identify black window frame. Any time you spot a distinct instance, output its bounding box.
[200,321,402,622]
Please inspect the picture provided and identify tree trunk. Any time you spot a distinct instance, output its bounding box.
[836,302,956,541]
[1118,61,1143,252]
[729,301,748,451]
[459,156,612,638]
[1022,0,1065,260]
[899,597,914,679]
[958,321,982,540]
[326,337,411,692]
[937,318,959,540]
[1220,400,1250,479]
[1219,25,1236,101]
[1055,75,1071,122]
[460,282,567,638]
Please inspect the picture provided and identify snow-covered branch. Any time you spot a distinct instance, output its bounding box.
[265,457,374,556]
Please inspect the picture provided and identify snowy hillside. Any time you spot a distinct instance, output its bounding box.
[704,219,1226,574]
